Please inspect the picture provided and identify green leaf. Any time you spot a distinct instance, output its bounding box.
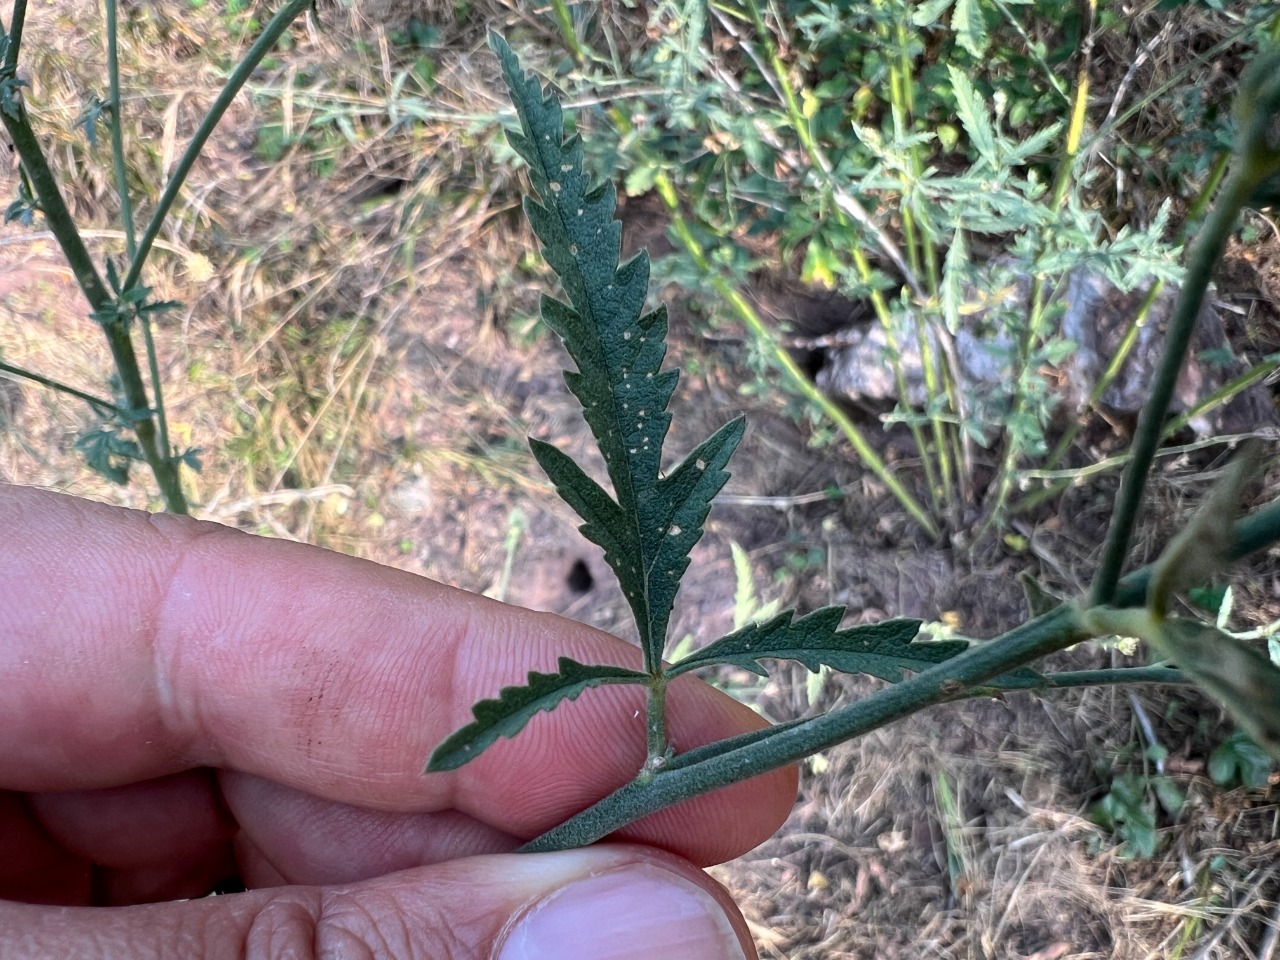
[951,0,989,59]
[940,227,968,334]
[425,657,649,772]
[1154,618,1280,761]
[491,33,743,668]
[1152,776,1185,816]
[947,65,998,168]
[1090,772,1158,859]
[667,610,957,682]
[912,0,955,26]
[1208,730,1273,789]
[75,427,143,485]
[730,541,780,630]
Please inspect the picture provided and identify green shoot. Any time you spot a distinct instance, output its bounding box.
[426,34,963,775]
[426,35,1280,855]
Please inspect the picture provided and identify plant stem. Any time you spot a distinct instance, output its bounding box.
[105,0,135,260]
[1091,170,1257,606]
[981,8,1093,534]
[0,60,186,512]
[121,0,311,294]
[852,247,940,511]
[1161,360,1280,436]
[522,497,1280,853]
[523,604,1090,852]
[3,0,27,69]
[105,1,172,474]
[1043,282,1163,473]
[1001,666,1188,690]
[0,360,125,415]
[548,0,586,66]
[643,679,669,772]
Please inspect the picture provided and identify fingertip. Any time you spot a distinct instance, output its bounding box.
[0,847,756,960]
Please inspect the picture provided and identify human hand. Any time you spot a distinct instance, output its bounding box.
[0,485,796,958]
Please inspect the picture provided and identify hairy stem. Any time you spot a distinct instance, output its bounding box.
[3,0,27,69]
[1091,171,1257,605]
[523,604,1090,852]
[522,497,1280,853]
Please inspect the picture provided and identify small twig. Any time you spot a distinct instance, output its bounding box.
[1089,21,1176,163]
[104,0,135,260]
[1257,887,1280,960]
[718,489,848,509]
[199,484,355,522]
[121,0,313,293]
[0,360,125,416]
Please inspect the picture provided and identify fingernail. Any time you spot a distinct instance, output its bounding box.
[496,862,748,960]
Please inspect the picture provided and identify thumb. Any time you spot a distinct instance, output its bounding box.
[2,846,756,960]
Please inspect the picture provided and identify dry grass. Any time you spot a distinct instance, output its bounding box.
[1,2,1278,958]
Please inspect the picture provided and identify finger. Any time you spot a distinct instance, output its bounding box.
[16,770,238,906]
[2,847,756,960]
[28,771,233,871]
[219,771,520,886]
[1,486,796,863]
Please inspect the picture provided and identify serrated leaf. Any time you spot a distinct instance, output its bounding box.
[667,609,957,682]
[425,657,649,772]
[75,427,143,485]
[940,227,967,334]
[491,33,743,667]
[912,0,955,26]
[529,437,636,586]
[952,0,989,59]
[947,65,998,168]
[1154,618,1280,761]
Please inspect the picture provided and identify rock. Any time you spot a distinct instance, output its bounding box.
[815,267,1275,440]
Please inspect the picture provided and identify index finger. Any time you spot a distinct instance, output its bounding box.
[0,485,795,864]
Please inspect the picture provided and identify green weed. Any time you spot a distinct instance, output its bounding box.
[427,35,1280,858]
[529,1,1280,537]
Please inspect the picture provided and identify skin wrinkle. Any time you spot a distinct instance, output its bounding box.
[2,485,795,882]
[243,891,322,960]
[149,519,239,772]
[316,888,405,960]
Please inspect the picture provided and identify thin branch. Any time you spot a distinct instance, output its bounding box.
[105,0,136,260]
[0,360,126,415]
[520,498,1280,853]
[121,0,313,293]
[4,0,28,71]
[1091,171,1257,605]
